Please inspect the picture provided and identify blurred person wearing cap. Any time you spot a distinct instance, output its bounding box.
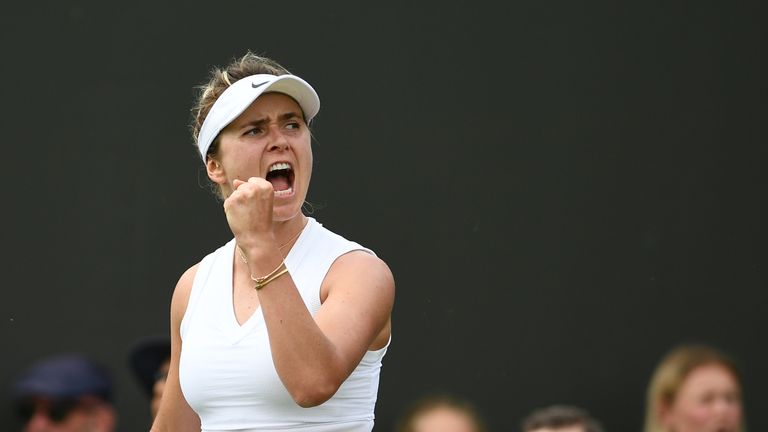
[151,52,394,432]
[11,354,117,432]
[522,405,604,432]
[128,335,171,420]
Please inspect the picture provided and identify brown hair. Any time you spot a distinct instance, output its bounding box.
[522,405,604,432]
[190,51,292,161]
[643,344,744,432]
[395,394,487,432]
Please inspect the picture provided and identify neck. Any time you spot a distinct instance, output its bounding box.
[273,214,308,250]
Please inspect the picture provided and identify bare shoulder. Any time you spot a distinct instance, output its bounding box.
[320,250,394,351]
[325,251,395,299]
[171,263,200,323]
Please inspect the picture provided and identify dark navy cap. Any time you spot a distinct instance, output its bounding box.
[128,335,171,397]
[13,354,113,402]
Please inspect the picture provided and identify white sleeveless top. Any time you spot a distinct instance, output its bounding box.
[179,218,388,432]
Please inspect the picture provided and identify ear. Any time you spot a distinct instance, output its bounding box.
[206,157,227,185]
[658,399,674,429]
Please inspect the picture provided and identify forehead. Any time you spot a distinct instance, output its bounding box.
[414,407,477,431]
[236,92,303,120]
[529,427,584,432]
[680,363,739,394]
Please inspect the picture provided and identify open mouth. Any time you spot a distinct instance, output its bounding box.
[266,162,295,197]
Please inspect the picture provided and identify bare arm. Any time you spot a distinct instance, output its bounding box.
[257,249,394,407]
[227,177,395,407]
[150,265,201,432]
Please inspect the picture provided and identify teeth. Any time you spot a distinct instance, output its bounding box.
[274,187,294,197]
[269,162,291,172]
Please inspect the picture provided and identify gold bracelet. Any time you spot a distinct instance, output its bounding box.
[251,261,285,282]
[251,262,289,290]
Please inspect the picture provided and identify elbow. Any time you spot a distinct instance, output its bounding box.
[290,380,339,408]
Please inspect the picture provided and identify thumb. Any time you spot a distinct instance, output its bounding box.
[232,178,246,189]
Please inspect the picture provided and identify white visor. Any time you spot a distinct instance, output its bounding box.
[197,73,320,161]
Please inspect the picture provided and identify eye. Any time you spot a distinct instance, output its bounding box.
[244,127,264,136]
[699,392,715,405]
[724,392,741,405]
[285,121,301,130]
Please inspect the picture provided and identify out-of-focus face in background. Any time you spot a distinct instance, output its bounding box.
[128,336,171,422]
[12,355,116,432]
[150,359,171,419]
[19,396,114,432]
[528,426,585,432]
[410,406,481,432]
[662,363,742,432]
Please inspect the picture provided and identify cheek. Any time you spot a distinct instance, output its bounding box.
[667,401,707,430]
[300,145,313,180]
[60,411,92,429]
[679,403,715,426]
[725,402,743,422]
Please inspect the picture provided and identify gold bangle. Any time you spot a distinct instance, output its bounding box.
[251,261,285,283]
[251,262,288,290]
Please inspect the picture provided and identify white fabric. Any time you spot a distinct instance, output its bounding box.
[179,218,388,432]
[197,73,321,161]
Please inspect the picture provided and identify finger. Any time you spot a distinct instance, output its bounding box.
[246,176,275,191]
[247,176,268,185]
[233,178,246,189]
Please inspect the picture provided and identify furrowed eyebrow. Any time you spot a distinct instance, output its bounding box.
[280,111,303,122]
[239,118,268,130]
[238,112,303,130]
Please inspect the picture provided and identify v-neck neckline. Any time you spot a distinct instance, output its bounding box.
[224,219,313,344]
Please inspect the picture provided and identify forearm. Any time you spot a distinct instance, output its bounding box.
[241,242,393,408]
[257,273,349,407]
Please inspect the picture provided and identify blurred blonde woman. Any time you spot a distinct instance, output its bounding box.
[644,344,744,432]
[395,394,487,432]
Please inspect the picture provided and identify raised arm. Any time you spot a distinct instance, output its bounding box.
[258,249,394,407]
[227,177,395,407]
[150,265,201,432]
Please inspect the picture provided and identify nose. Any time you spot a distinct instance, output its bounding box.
[266,124,289,152]
[24,409,54,432]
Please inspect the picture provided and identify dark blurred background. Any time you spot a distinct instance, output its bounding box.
[2,1,766,431]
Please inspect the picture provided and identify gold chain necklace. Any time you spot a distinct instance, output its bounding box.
[236,221,307,265]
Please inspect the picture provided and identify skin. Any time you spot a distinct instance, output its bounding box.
[151,92,394,430]
[22,397,116,432]
[660,364,742,432]
[410,407,481,432]
[528,427,584,432]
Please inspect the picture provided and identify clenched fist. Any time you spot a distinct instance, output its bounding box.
[224,177,278,254]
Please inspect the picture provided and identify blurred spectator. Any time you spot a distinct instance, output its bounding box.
[394,393,486,432]
[11,353,116,432]
[129,335,171,420]
[522,405,604,432]
[644,344,744,432]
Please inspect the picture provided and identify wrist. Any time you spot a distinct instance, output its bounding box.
[237,242,282,274]
[250,261,289,290]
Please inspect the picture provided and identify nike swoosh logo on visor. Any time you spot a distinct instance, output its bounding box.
[252,81,269,89]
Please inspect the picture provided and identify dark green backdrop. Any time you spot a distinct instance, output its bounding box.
[3,1,766,431]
